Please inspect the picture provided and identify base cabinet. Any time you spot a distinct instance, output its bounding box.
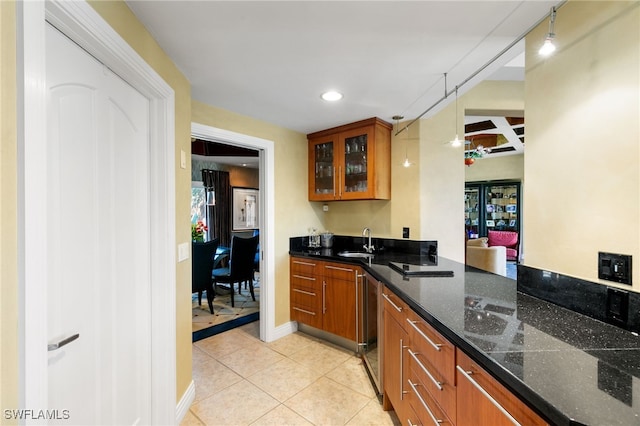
[381,288,410,423]
[290,256,361,342]
[382,287,549,426]
[456,350,548,426]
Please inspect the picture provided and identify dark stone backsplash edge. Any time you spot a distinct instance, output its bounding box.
[518,265,640,333]
[289,235,437,257]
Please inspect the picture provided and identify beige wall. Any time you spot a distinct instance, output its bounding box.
[1,0,18,415]
[465,154,524,183]
[191,101,322,326]
[524,1,639,290]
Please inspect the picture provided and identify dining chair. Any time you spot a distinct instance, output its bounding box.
[192,238,219,314]
[213,235,259,308]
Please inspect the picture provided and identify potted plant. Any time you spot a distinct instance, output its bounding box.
[191,220,208,242]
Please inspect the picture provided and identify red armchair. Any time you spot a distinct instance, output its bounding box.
[487,230,519,262]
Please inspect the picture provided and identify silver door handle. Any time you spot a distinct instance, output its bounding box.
[48,333,79,351]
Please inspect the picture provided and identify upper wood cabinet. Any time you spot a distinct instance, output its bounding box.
[308,117,392,201]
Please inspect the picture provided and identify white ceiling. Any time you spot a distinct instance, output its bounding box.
[126,1,558,135]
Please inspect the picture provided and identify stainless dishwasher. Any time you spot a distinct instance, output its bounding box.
[360,271,382,397]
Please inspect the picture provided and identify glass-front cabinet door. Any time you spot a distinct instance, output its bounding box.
[464,185,480,238]
[309,137,336,200]
[340,127,374,200]
[307,117,391,201]
[484,183,519,232]
[465,181,520,238]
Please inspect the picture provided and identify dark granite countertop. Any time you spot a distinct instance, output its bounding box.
[289,245,640,426]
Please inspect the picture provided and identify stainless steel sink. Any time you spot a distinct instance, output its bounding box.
[337,251,374,259]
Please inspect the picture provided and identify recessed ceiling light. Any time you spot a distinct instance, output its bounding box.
[321,91,343,102]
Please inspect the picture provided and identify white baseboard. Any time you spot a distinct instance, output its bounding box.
[268,321,297,342]
[176,380,195,424]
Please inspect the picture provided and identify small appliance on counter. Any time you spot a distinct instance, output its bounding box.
[320,231,334,248]
[308,227,320,248]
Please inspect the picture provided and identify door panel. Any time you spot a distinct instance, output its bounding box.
[46,23,151,425]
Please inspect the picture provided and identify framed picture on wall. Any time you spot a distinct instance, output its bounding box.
[506,204,517,213]
[232,187,259,231]
[486,220,495,227]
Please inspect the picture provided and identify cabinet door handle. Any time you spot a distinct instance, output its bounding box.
[333,166,336,197]
[293,288,316,297]
[407,319,442,352]
[322,281,327,313]
[407,380,443,426]
[339,166,342,198]
[408,349,443,390]
[400,337,405,401]
[382,293,402,312]
[456,365,521,426]
[292,274,316,281]
[293,260,316,267]
[325,265,354,272]
[293,307,316,316]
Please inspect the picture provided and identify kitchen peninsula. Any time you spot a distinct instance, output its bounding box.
[290,236,640,426]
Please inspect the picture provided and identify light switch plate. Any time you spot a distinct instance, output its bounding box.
[598,252,632,285]
[178,242,189,262]
[180,150,186,169]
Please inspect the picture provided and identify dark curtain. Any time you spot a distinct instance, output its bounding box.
[202,169,232,247]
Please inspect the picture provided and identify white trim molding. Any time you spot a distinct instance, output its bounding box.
[176,380,196,424]
[191,123,278,342]
[18,1,176,424]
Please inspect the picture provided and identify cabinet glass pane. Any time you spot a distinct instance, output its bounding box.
[465,187,480,238]
[485,184,518,231]
[314,142,334,194]
[344,134,367,193]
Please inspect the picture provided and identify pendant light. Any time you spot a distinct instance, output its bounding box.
[450,85,463,148]
[394,115,413,168]
[539,7,557,56]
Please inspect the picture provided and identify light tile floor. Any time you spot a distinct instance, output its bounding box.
[181,321,400,426]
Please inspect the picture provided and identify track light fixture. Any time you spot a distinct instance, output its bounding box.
[539,7,557,56]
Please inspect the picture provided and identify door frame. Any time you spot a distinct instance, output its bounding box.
[18,1,176,423]
[191,123,276,343]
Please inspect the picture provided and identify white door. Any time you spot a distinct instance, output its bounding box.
[46,22,152,425]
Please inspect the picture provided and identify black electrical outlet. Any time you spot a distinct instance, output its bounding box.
[598,252,632,285]
[402,227,410,239]
[606,287,629,327]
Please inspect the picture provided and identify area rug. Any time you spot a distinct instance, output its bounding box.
[192,278,260,341]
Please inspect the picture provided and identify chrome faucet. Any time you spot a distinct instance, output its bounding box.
[362,227,375,253]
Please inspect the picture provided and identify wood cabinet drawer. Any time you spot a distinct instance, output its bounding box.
[291,272,320,291]
[291,284,321,309]
[456,349,548,426]
[407,371,454,426]
[290,257,321,275]
[407,346,456,424]
[406,309,456,385]
[381,286,409,330]
[323,262,359,281]
[291,303,322,329]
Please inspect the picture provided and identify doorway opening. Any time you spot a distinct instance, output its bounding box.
[463,113,524,280]
[191,140,261,340]
[191,123,276,344]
